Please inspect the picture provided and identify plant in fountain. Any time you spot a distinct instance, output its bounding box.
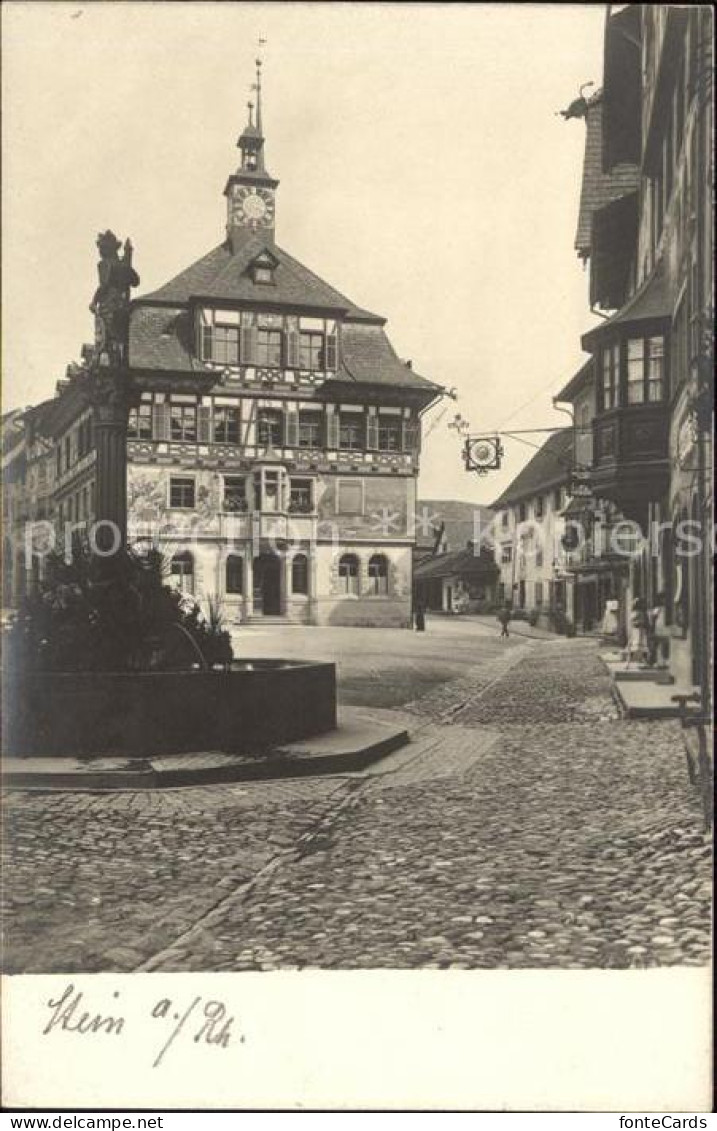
[5,537,234,674]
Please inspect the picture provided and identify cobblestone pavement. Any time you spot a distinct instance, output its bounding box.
[2,639,711,972]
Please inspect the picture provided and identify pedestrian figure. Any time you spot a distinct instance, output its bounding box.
[414,600,426,632]
[647,591,669,668]
[497,605,511,638]
[626,597,649,667]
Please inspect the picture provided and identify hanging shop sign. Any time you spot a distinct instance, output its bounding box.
[463,435,503,475]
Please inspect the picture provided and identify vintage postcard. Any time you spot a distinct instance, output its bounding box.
[1,1,712,1113]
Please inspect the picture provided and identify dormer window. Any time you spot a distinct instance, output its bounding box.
[249,251,278,286]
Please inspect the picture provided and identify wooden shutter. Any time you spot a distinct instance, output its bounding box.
[198,405,212,443]
[405,419,421,453]
[326,407,340,449]
[285,409,299,448]
[201,325,213,361]
[152,403,170,441]
[240,325,258,365]
[285,328,300,369]
[325,331,338,371]
[367,412,379,451]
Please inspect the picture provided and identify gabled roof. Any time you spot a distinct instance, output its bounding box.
[128,300,441,392]
[414,545,498,583]
[553,357,594,404]
[138,231,382,321]
[575,94,640,257]
[334,323,439,391]
[490,429,573,508]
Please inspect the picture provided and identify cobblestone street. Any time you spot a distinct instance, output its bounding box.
[2,631,711,973]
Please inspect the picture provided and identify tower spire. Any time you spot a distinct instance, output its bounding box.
[224,46,278,250]
[254,57,263,137]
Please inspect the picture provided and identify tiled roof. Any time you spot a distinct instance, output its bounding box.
[553,357,594,404]
[415,499,494,550]
[139,231,382,321]
[335,323,439,391]
[490,429,573,508]
[581,262,671,350]
[129,307,213,373]
[574,94,640,257]
[413,545,498,583]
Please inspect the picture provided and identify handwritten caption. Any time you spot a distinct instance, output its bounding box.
[43,983,239,1068]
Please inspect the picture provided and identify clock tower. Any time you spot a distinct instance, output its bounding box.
[224,59,279,252]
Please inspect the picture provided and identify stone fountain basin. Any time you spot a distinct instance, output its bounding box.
[2,660,337,759]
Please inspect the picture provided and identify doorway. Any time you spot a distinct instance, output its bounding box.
[253,553,282,616]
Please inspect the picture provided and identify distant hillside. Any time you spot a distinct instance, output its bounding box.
[416,498,494,552]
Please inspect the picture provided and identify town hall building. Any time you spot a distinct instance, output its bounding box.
[3,64,443,628]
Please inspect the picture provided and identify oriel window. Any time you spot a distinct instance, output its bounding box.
[627,339,646,404]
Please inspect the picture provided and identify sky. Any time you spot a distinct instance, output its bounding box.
[2,1,605,504]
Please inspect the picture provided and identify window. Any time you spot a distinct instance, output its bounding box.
[501,544,513,564]
[291,553,309,595]
[64,436,72,470]
[647,337,664,401]
[337,481,363,514]
[377,416,402,452]
[256,329,282,368]
[497,582,506,603]
[535,581,544,606]
[501,511,509,528]
[214,406,240,444]
[368,554,388,595]
[128,403,153,440]
[289,479,312,513]
[535,545,544,568]
[256,470,280,512]
[171,551,194,594]
[257,408,283,448]
[553,487,563,509]
[535,495,544,518]
[298,411,322,448]
[225,555,243,595]
[339,412,365,451]
[338,553,359,595]
[299,331,324,370]
[627,338,645,403]
[601,343,619,409]
[170,477,195,509]
[223,476,247,512]
[254,266,274,285]
[518,502,527,523]
[213,326,240,365]
[170,404,197,442]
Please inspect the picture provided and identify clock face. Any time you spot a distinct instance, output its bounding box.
[232,186,274,227]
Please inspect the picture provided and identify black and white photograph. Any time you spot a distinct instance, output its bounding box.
[1,0,713,1114]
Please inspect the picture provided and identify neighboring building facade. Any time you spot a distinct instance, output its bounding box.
[569,4,713,689]
[2,70,442,628]
[413,498,497,612]
[490,430,574,624]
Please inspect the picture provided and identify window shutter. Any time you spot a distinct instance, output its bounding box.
[367,414,379,450]
[240,325,258,365]
[286,328,300,369]
[153,403,170,441]
[325,332,338,371]
[405,420,421,453]
[201,326,213,361]
[326,407,340,449]
[198,406,212,443]
[286,409,299,447]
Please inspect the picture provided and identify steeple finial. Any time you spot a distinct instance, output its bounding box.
[247,100,254,128]
[254,57,263,136]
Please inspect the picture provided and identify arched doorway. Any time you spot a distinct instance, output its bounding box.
[253,552,281,616]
